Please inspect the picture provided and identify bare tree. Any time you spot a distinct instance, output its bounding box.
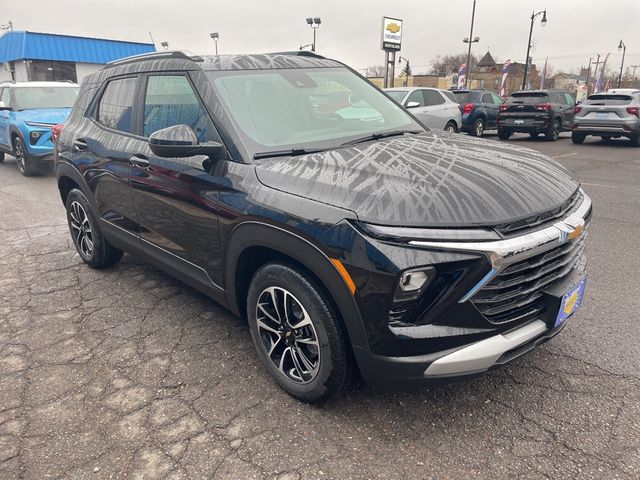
[429,53,478,76]
[365,65,386,78]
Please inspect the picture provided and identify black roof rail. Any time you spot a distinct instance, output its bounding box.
[270,50,326,59]
[105,51,203,68]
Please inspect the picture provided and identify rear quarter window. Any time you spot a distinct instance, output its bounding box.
[96,77,138,134]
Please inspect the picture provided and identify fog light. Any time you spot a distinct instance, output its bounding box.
[399,269,431,292]
[29,131,42,144]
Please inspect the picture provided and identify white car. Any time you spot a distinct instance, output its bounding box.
[384,87,462,133]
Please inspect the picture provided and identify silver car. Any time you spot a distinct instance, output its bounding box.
[572,92,640,146]
[385,87,462,133]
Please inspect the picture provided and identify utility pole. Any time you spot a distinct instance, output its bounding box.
[463,0,479,88]
[630,65,640,82]
[585,58,592,96]
[591,54,603,95]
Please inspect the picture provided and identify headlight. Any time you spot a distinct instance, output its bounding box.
[354,221,500,242]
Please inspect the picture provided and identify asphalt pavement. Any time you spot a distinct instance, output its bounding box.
[0,132,639,479]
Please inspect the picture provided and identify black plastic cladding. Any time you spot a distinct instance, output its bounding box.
[55,51,586,383]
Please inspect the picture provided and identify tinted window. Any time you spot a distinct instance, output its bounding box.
[406,90,424,107]
[98,77,138,133]
[586,94,633,105]
[423,90,445,106]
[0,88,9,106]
[452,91,481,103]
[143,75,210,141]
[510,92,549,104]
[442,90,457,103]
[481,93,492,104]
[563,93,575,106]
[491,94,503,105]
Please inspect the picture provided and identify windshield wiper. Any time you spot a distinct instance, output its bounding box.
[253,147,328,160]
[339,129,422,147]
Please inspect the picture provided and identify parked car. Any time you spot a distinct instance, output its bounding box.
[55,51,591,403]
[450,88,502,137]
[497,89,575,141]
[0,81,79,176]
[572,92,640,146]
[384,87,462,132]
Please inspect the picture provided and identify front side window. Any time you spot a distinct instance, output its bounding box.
[143,75,210,142]
[97,77,138,133]
[207,67,422,153]
[406,90,424,107]
[12,86,79,110]
[386,90,408,104]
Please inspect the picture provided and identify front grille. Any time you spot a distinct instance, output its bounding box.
[495,190,583,237]
[472,227,588,324]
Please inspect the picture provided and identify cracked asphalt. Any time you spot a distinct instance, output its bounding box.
[1,133,639,479]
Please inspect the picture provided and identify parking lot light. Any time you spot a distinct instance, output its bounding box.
[618,40,626,88]
[305,17,321,52]
[210,32,219,55]
[522,9,548,90]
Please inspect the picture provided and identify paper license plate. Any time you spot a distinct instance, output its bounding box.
[554,277,588,327]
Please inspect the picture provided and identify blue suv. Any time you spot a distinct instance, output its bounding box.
[0,82,79,176]
[451,89,503,137]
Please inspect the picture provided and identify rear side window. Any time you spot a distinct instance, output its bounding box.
[423,90,445,106]
[143,75,210,141]
[490,94,503,105]
[563,93,575,106]
[97,77,138,133]
[442,90,457,103]
[481,93,492,104]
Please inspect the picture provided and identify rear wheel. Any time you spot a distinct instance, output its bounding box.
[497,128,512,140]
[471,119,485,137]
[571,132,586,144]
[65,189,123,269]
[545,119,560,141]
[444,121,457,133]
[0,152,4,163]
[630,134,640,147]
[14,137,39,176]
[247,262,354,403]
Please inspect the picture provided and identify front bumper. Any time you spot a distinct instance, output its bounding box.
[351,191,591,389]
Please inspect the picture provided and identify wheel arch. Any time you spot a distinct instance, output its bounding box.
[55,161,95,209]
[225,221,368,350]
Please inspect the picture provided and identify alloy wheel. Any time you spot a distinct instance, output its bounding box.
[14,140,26,173]
[475,121,484,137]
[255,286,320,384]
[69,201,94,257]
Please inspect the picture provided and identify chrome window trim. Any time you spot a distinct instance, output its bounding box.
[410,190,591,302]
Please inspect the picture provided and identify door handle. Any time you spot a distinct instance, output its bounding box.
[73,139,88,151]
[129,154,150,168]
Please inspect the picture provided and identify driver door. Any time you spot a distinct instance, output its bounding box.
[128,73,226,289]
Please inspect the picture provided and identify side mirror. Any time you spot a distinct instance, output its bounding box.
[0,101,9,110]
[148,124,224,158]
[406,101,421,109]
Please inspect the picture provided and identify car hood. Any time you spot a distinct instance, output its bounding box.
[15,108,72,125]
[254,133,580,227]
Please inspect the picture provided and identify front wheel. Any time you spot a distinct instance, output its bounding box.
[529,132,540,138]
[0,152,4,163]
[471,119,485,137]
[444,121,457,133]
[65,189,123,269]
[571,132,586,144]
[497,128,512,140]
[14,137,39,176]
[247,263,354,403]
[545,119,560,141]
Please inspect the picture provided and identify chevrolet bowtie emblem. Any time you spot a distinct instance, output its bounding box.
[557,221,585,243]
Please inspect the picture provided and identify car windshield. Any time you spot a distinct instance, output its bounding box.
[452,91,481,104]
[585,94,633,105]
[386,90,408,103]
[207,67,423,155]
[12,86,79,110]
[510,92,549,104]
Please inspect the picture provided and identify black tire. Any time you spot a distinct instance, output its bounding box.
[13,137,39,176]
[443,121,458,133]
[571,132,586,144]
[65,188,123,269]
[545,119,560,141]
[0,152,4,163]
[497,128,512,140]
[247,262,354,403]
[630,134,640,147]
[470,118,485,137]
[529,132,540,138]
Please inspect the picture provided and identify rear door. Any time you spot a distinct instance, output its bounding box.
[482,92,499,127]
[128,73,225,289]
[422,89,449,130]
[561,93,576,129]
[74,75,143,248]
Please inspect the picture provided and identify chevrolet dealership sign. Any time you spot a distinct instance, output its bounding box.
[381,17,403,51]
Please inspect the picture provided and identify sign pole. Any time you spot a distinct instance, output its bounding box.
[381,16,403,89]
[383,51,389,88]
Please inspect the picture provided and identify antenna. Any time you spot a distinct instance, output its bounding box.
[148,32,156,48]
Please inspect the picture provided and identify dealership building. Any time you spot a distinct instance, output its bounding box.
[0,30,155,84]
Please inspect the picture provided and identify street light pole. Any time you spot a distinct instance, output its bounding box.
[210,33,219,55]
[617,40,627,88]
[463,0,479,88]
[305,17,321,52]
[522,9,547,90]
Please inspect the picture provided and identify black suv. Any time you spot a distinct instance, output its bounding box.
[55,51,591,403]
[450,89,502,137]
[498,89,576,141]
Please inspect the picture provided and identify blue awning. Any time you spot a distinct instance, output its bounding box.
[0,31,156,64]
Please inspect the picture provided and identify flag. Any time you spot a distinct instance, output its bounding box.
[604,78,611,92]
[500,60,512,97]
[457,64,466,88]
[540,57,548,89]
[595,53,610,93]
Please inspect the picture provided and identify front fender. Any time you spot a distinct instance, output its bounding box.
[224,221,368,349]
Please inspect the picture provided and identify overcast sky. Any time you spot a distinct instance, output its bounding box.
[4,0,639,75]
